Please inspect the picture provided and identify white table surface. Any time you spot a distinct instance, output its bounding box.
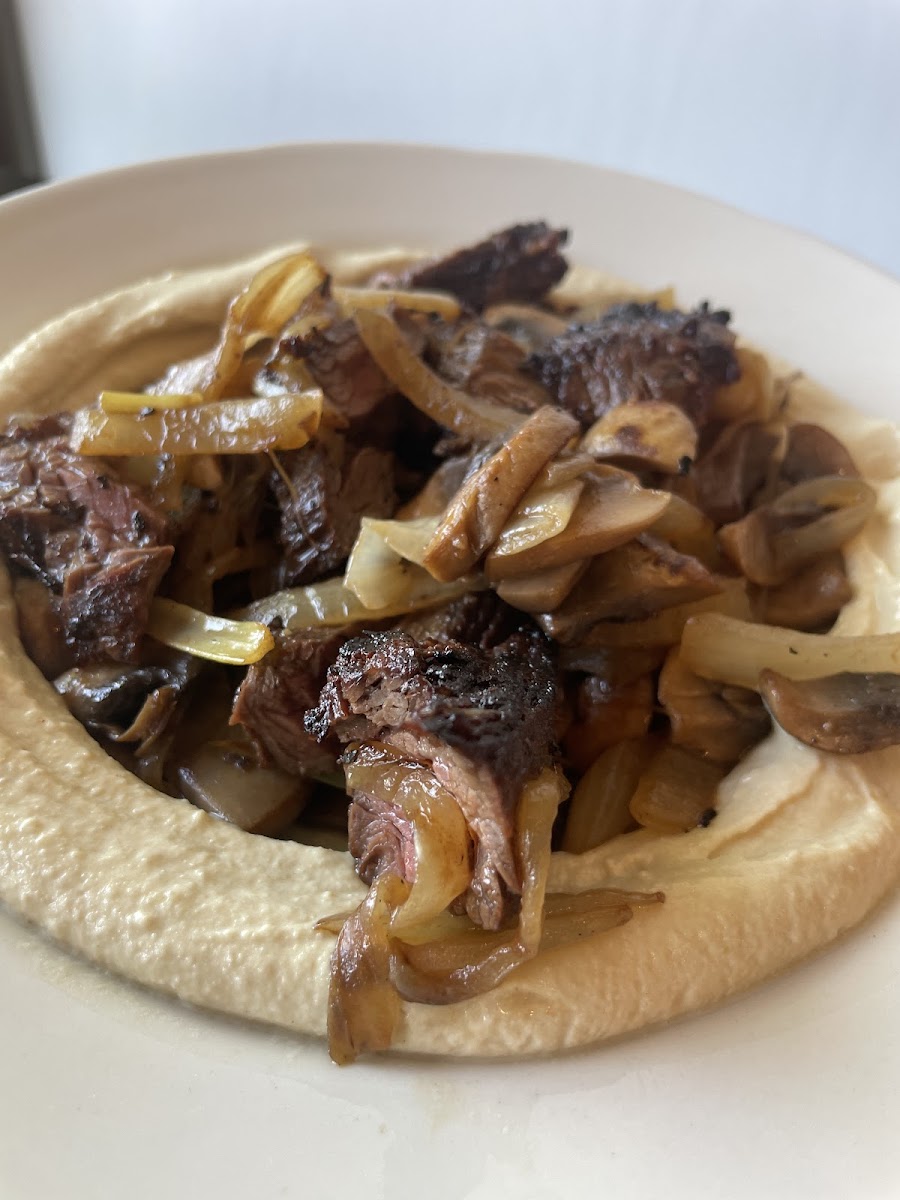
[13,0,900,277]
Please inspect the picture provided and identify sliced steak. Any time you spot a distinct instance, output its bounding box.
[0,420,173,663]
[423,317,552,413]
[262,284,395,426]
[348,789,417,887]
[272,433,397,588]
[393,222,569,313]
[231,626,349,778]
[307,629,558,928]
[396,591,530,649]
[528,301,740,428]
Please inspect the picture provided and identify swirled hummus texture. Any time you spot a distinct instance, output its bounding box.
[0,249,898,1056]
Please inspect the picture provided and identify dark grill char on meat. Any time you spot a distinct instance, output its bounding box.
[393,222,569,313]
[0,416,172,664]
[307,629,558,929]
[528,301,740,428]
[271,434,397,588]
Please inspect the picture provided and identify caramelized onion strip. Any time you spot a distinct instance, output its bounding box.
[343,750,472,937]
[682,614,900,690]
[344,516,441,610]
[355,306,523,441]
[391,767,567,1005]
[147,599,274,665]
[327,872,410,1066]
[71,392,323,457]
[241,569,481,630]
[206,252,327,401]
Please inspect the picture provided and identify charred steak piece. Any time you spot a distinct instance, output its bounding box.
[423,316,551,414]
[396,591,531,650]
[307,629,558,929]
[271,433,397,588]
[396,222,569,313]
[231,627,349,779]
[528,301,739,428]
[0,418,172,663]
[262,284,396,426]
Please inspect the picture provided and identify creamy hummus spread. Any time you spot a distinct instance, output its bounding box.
[0,248,897,1056]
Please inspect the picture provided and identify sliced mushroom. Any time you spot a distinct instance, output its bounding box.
[563,673,654,773]
[537,535,722,644]
[649,493,722,567]
[574,578,753,649]
[709,346,776,422]
[581,401,698,475]
[177,741,310,835]
[14,577,71,679]
[422,405,580,581]
[658,649,770,765]
[495,558,588,613]
[692,420,780,526]
[484,469,670,580]
[759,669,900,754]
[753,552,853,631]
[629,743,725,834]
[491,478,585,559]
[780,423,859,485]
[719,475,876,587]
[54,663,173,730]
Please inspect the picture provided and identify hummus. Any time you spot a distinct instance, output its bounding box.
[0,248,898,1056]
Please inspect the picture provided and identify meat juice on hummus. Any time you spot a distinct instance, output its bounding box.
[0,224,898,1062]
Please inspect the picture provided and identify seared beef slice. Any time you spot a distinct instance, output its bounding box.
[0,418,172,663]
[307,630,557,929]
[399,222,569,312]
[529,301,739,428]
[272,434,396,587]
[231,627,348,778]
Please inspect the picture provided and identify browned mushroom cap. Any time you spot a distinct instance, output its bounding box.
[693,420,780,526]
[495,558,588,613]
[482,303,568,351]
[580,401,698,475]
[649,493,722,567]
[484,469,670,580]
[629,743,726,834]
[719,475,876,587]
[574,576,752,649]
[780,423,859,485]
[753,552,853,631]
[422,405,580,581]
[537,535,722,643]
[659,650,770,766]
[759,669,900,754]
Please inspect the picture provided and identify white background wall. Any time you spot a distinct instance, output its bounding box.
[13,0,900,277]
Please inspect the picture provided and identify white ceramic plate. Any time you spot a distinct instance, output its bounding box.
[1,144,898,1200]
